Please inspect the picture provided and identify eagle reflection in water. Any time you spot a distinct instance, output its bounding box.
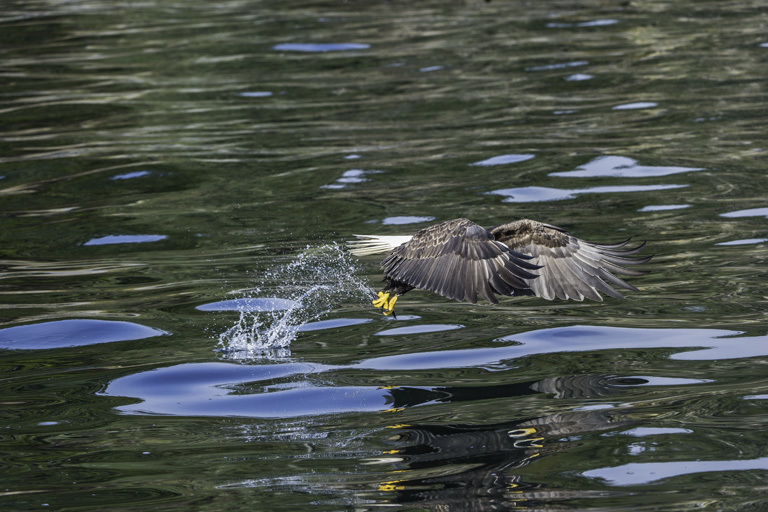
[366,375,647,510]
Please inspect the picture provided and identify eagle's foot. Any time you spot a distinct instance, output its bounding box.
[372,291,398,316]
[372,291,389,308]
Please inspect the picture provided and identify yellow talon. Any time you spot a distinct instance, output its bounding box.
[383,294,398,316]
[373,291,399,316]
[372,291,390,308]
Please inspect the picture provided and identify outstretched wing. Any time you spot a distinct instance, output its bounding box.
[380,218,540,304]
[490,219,650,301]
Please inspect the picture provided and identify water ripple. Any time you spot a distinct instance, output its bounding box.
[721,207,768,218]
[272,43,370,52]
[487,184,687,202]
[357,325,768,371]
[0,319,167,350]
[550,156,704,178]
[639,204,691,212]
[583,457,768,486]
[196,298,298,312]
[374,324,464,336]
[380,216,435,225]
[469,154,535,166]
[526,60,588,71]
[716,238,768,246]
[612,101,659,110]
[83,235,168,246]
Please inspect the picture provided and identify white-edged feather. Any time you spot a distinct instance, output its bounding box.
[347,234,413,256]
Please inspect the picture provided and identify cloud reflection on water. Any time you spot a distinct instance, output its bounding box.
[583,457,768,486]
[322,169,382,189]
[0,319,167,350]
[100,324,764,418]
[83,234,168,246]
[272,43,370,52]
[468,154,535,166]
[721,207,768,218]
[550,156,704,178]
[487,184,687,202]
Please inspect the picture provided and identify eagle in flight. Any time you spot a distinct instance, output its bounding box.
[347,218,650,315]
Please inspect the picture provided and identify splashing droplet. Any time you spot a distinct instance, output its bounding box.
[216,243,372,361]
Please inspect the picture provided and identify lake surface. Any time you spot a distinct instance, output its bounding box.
[2,1,768,510]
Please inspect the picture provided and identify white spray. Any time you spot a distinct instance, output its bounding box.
[217,243,373,360]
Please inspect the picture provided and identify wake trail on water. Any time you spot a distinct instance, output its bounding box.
[217,243,373,360]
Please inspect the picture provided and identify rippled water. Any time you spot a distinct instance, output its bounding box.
[2,1,768,510]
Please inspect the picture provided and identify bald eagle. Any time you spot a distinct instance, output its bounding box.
[347,218,650,315]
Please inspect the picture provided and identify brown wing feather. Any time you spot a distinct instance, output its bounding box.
[489,219,650,301]
[380,218,540,304]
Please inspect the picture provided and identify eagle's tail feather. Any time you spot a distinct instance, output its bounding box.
[347,235,412,256]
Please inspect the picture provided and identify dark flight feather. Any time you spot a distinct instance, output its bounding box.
[489,219,650,302]
[356,217,650,306]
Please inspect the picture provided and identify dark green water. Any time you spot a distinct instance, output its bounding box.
[2,1,768,510]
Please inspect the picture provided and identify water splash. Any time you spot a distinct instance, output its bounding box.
[217,243,372,361]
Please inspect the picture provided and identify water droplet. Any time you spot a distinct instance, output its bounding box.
[216,244,372,360]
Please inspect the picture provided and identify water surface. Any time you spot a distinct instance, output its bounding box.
[2,1,768,510]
